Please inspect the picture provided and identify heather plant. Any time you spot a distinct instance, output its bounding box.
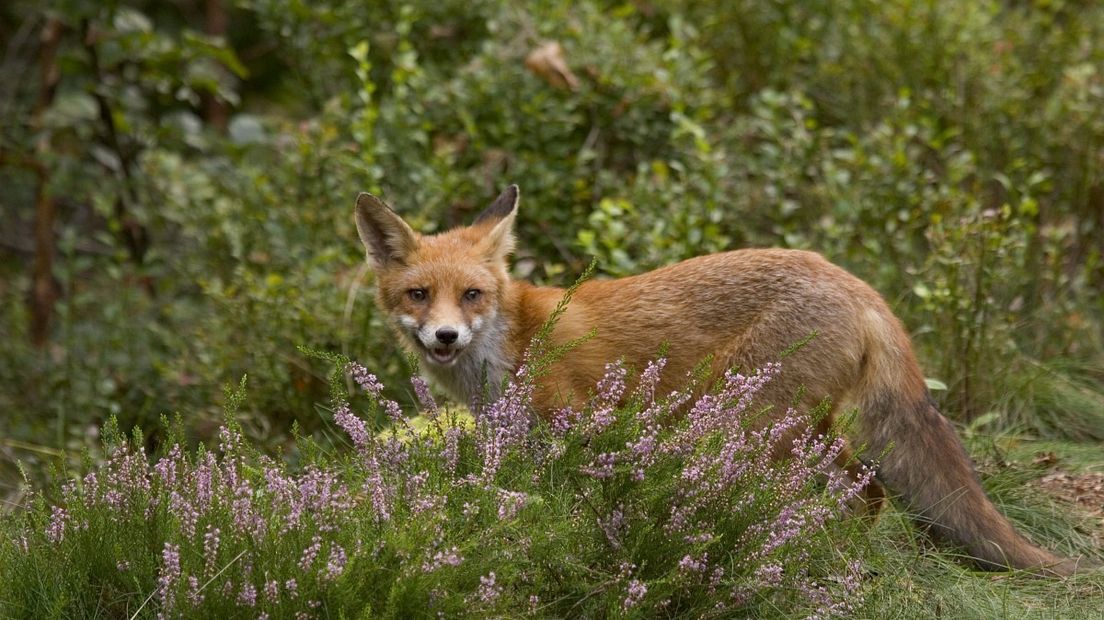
[1,346,873,618]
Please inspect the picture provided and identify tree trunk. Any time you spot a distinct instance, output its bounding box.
[201,0,230,132]
[28,17,63,348]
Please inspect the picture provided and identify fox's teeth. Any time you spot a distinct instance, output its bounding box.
[429,347,459,364]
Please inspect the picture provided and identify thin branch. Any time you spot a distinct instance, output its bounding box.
[81,18,149,266]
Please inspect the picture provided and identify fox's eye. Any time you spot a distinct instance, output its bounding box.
[463,289,482,302]
[408,288,428,302]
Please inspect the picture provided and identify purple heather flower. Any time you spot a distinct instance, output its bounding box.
[550,406,579,437]
[378,435,410,468]
[193,452,217,511]
[406,470,434,514]
[80,472,100,508]
[154,445,183,489]
[598,506,625,549]
[238,582,257,607]
[158,542,181,610]
[231,482,263,537]
[290,466,354,533]
[203,526,221,576]
[187,575,204,607]
[284,578,298,599]
[580,451,618,479]
[757,502,809,558]
[381,399,405,424]
[475,365,536,482]
[299,535,322,571]
[755,562,784,587]
[678,553,708,574]
[626,425,658,476]
[45,505,68,543]
[596,360,628,402]
[827,463,877,512]
[218,425,245,455]
[442,427,461,474]
[664,366,776,458]
[461,501,479,519]
[347,361,385,396]
[102,446,153,514]
[622,579,647,610]
[265,578,280,602]
[324,544,347,581]
[496,489,528,521]
[635,357,668,404]
[684,531,713,544]
[477,572,501,603]
[168,490,200,539]
[411,375,439,418]
[333,404,370,449]
[364,454,392,522]
[422,546,464,572]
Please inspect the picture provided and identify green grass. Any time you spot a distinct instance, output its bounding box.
[998,439,1104,474]
[857,438,1104,619]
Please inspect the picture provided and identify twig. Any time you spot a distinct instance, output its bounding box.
[1,438,65,457]
[81,18,149,266]
[128,549,246,620]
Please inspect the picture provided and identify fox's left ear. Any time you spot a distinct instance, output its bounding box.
[475,185,519,260]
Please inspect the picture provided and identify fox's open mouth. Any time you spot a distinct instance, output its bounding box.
[427,347,461,365]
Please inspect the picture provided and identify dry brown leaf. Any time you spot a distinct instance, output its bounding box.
[1032,451,1059,466]
[524,41,580,91]
[1036,471,1104,515]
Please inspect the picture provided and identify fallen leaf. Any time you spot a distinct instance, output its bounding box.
[525,41,580,91]
[1032,451,1059,466]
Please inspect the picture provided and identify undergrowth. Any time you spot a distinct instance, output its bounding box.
[4,354,1101,618]
[1,348,876,618]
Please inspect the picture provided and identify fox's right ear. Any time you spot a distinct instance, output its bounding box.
[354,192,419,269]
[474,185,520,261]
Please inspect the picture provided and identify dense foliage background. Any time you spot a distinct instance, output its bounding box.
[1,1,1103,615]
[3,0,1104,464]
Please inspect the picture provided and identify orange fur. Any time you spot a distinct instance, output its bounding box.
[354,185,1094,576]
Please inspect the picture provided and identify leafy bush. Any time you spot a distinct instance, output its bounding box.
[3,0,1103,492]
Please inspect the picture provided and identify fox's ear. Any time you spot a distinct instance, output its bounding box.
[474,185,519,260]
[354,192,419,268]
[474,184,519,226]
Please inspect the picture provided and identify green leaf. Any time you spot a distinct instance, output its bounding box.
[924,378,948,391]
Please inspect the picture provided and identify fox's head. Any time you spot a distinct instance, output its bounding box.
[354,186,519,370]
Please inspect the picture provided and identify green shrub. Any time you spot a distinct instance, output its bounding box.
[2,0,1102,487]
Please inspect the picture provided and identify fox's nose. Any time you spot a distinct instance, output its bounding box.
[435,327,459,345]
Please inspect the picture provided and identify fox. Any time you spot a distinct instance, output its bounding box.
[353,184,1094,577]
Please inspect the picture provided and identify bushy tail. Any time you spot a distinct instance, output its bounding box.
[855,320,1095,576]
